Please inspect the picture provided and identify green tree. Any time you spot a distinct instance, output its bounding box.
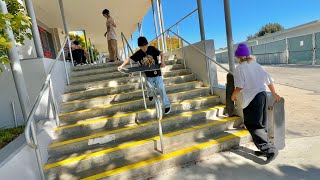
[150,36,181,52]
[69,33,99,61]
[0,0,32,73]
[247,23,284,40]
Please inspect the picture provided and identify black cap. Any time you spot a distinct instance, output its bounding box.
[73,40,80,45]
[102,9,109,15]
[138,36,148,46]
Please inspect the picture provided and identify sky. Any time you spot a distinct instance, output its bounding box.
[130,0,320,49]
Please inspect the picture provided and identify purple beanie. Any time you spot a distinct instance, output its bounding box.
[235,43,250,57]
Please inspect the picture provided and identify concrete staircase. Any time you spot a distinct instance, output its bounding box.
[45,59,251,180]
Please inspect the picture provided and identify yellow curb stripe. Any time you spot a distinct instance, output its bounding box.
[64,75,196,96]
[67,74,192,88]
[56,95,218,130]
[49,104,224,148]
[45,111,233,170]
[64,82,140,96]
[81,130,249,180]
[54,109,153,131]
[59,90,215,117]
[63,84,206,105]
[71,68,187,80]
[63,90,141,105]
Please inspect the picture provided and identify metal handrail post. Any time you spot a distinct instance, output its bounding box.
[176,24,181,48]
[49,79,60,126]
[121,33,133,67]
[62,50,70,85]
[30,120,45,180]
[168,32,173,54]
[67,36,75,67]
[156,100,164,153]
[140,72,148,109]
[83,30,91,64]
[11,102,18,127]
[89,38,95,63]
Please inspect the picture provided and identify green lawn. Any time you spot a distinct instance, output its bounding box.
[0,126,25,149]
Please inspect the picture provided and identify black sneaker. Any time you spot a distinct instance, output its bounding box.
[266,151,279,163]
[165,107,171,114]
[148,97,153,101]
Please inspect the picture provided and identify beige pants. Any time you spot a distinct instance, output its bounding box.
[108,39,119,61]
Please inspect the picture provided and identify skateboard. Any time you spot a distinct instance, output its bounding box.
[226,73,235,117]
[268,98,285,150]
[118,64,161,74]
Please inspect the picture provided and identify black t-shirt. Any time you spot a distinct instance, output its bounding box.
[130,46,161,77]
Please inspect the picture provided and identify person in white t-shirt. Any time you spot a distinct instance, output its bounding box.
[231,43,281,163]
[102,9,119,62]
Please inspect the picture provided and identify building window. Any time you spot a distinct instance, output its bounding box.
[38,26,56,59]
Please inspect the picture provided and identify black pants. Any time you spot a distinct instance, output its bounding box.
[243,91,277,154]
[72,49,86,65]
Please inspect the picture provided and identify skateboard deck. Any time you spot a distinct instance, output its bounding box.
[268,98,285,150]
[119,64,161,74]
[226,73,235,117]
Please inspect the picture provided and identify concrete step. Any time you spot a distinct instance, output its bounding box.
[50,105,230,156]
[59,87,214,127]
[62,80,203,103]
[70,61,184,78]
[61,84,205,113]
[71,62,123,71]
[72,59,183,72]
[45,129,250,180]
[69,71,127,84]
[56,103,225,140]
[59,89,215,122]
[71,64,133,77]
[69,69,191,84]
[64,73,196,93]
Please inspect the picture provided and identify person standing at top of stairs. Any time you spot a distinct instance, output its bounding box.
[103,9,120,62]
[118,36,171,114]
[231,43,282,163]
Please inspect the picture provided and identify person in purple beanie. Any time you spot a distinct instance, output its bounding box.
[231,43,282,163]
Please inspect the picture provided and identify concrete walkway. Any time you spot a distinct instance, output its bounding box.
[151,64,320,180]
[154,136,320,180]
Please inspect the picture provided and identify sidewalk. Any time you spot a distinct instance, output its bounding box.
[154,136,320,180]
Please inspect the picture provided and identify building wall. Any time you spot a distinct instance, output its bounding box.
[0,59,70,128]
[0,64,25,128]
[249,22,320,45]
[173,40,218,87]
[216,21,320,65]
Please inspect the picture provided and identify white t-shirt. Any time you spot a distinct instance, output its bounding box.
[234,61,273,108]
[106,17,117,40]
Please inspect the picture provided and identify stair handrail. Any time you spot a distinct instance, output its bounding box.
[121,33,165,153]
[24,36,71,180]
